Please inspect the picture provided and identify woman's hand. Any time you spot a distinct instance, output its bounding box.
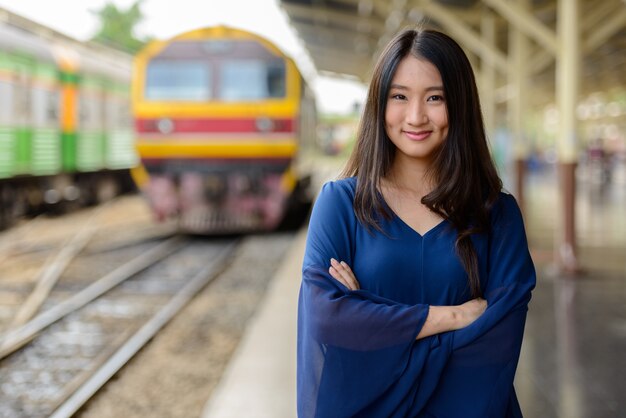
[329,258,360,290]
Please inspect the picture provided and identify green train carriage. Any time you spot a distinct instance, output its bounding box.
[0,8,137,229]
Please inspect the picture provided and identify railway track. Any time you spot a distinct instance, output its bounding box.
[0,229,238,418]
[0,194,301,418]
[0,197,220,417]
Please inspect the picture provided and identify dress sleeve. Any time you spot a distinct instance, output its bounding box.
[300,181,430,350]
[424,193,536,418]
[298,181,451,418]
[453,193,536,349]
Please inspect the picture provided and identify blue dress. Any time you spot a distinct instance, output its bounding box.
[297,177,536,418]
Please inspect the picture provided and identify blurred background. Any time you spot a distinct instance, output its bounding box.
[0,0,623,417]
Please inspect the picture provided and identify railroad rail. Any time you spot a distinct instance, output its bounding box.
[0,196,231,417]
[0,193,302,418]
[0,233,237,418]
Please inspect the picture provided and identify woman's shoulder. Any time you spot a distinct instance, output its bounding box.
[308,177,358,236]
[490,190,524,226]
[494,190,520,211]
[310,177,357,220]
[318,176,357,200]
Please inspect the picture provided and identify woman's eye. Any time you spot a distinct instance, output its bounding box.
[390,94,406,100]
[427,95,444,102]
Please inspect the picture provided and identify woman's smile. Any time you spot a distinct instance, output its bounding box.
[403,129,432,141]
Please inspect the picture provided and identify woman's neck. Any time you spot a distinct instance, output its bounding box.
[384,157,434,198]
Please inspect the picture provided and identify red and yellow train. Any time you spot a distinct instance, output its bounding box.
[132,25,317,233]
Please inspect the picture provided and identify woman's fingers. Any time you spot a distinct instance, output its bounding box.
[328,266,348,288]
[329,258,360,290]
[338,261,359,290]
[329,258,349,287]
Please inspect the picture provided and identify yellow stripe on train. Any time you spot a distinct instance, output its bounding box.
[134,102,298,119]
[135,140,298,159]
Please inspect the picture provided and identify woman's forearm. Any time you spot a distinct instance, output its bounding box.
[327,258,486,341]
[416,299,486,340]
[416,306,458,339]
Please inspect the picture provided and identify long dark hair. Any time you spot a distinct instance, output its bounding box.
[341,28,502,298]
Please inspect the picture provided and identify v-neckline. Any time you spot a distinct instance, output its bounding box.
[378,190,448,238]
[392,212,448,238]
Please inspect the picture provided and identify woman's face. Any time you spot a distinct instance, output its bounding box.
[384,55,448,168]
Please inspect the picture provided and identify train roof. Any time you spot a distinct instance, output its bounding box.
[136,25,298,69]
[0,6,132,81]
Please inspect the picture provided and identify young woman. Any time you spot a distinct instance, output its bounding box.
[297,28,536,417]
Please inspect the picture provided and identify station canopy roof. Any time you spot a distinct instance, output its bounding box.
[278,0,626,101]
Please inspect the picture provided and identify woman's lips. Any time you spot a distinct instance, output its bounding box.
[404,130,432,141]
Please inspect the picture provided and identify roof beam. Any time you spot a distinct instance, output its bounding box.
[306,45,371,78]
[291,20,379,46]
[583,7,626,52]
[581,0,621,32]
[482,0,558,55]
[280,2,386,34]
[369,0,396,18]
[525,1,625,75]
[413,0,508,74]
[306,44,371,61]
[332,0,389,19]
[293,29,376,56]
[529,49,553,75]
[522,2,625,74]
[312,58,370,75]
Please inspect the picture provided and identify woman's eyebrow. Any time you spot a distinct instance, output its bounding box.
[389,84,444,92]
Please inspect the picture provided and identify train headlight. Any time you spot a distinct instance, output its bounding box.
[157,118,174,134]
[255,117,274,132]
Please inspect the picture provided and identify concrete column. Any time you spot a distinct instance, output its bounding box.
[556,0,581,274]
[508,0,530,212]
[480,8,497,141]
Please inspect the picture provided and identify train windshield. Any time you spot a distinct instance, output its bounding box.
[219,60,285,101]
[144,57,286,102]
[145,60,211,101]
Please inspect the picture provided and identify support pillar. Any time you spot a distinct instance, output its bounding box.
[559,162,578,271]
[556,0,581,274]
[508,0,530,211]
[480,8,497,141]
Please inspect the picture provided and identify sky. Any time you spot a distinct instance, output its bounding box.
[0,0,367,114]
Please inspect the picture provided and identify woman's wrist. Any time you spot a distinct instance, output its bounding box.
[418,306,456,339]
[448,305,461,330]
[437,305,460,332]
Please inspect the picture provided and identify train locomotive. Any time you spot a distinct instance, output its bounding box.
[0,8,137,229]
[132,26,317,233]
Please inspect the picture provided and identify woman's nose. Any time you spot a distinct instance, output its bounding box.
[406,100,427,125]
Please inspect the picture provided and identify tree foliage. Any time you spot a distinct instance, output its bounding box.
[90,0,150,53]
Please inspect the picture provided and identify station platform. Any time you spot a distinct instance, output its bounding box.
[201,166,626,418]
[200,227,305,418]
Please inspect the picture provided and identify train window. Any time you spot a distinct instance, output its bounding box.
[145,60,211,101]
[32,88,58,126]
[0,82,12,124]
[267,63,286,97]
[79,93,90,127]
[104,97,116,129]
[219,60,285,101]
[79,91,104,130]
[115,102,132,128]
[13,81,31,125]
[46,90,59,122]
